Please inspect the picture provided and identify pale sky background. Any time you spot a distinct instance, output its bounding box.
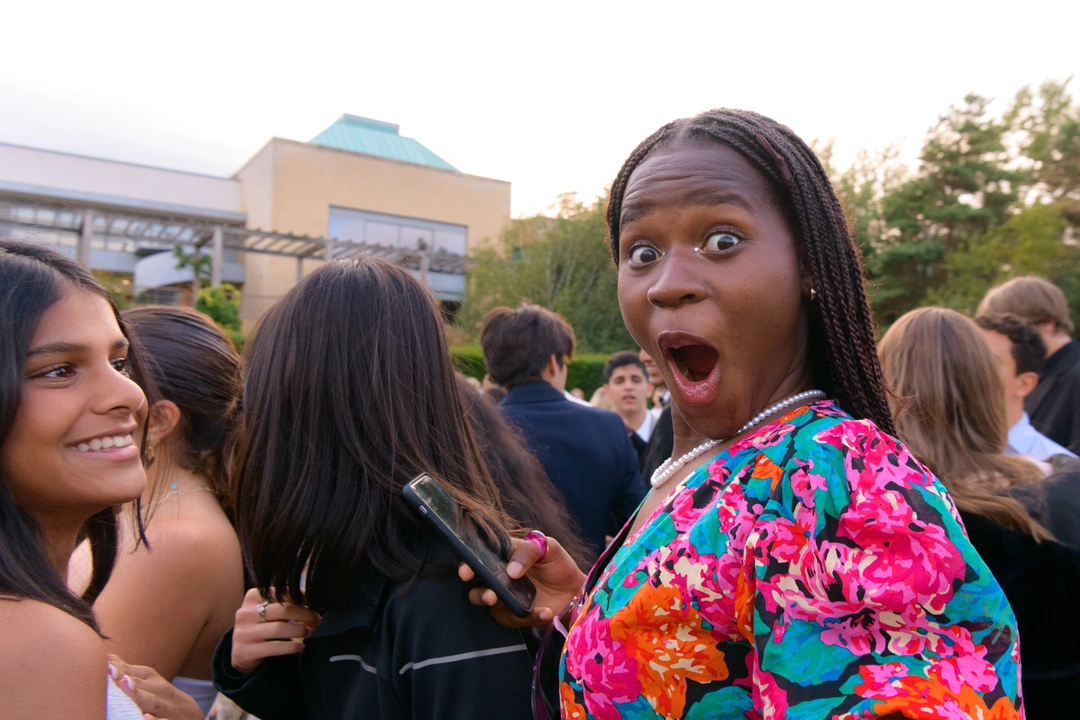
[1,0,1077,217]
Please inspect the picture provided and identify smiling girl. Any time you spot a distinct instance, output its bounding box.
[0,240,199,720]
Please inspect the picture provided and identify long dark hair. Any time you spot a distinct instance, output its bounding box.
[606,109,895,435]
[233,257,517,610]
[456,376,595,568]
[122,306,241,500]
[0,239,150,631]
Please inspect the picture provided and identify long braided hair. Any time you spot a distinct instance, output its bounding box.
[607,109,895,435]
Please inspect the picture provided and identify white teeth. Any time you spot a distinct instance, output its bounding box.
[74,434,134,452]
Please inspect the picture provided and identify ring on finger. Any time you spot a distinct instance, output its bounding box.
[257,600,269,622]
[525,530,548,561]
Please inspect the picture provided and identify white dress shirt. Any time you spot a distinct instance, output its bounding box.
[1006,412,1077,462]
[634,410,657,443]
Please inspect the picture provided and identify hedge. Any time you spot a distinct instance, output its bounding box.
[451,345,610,399]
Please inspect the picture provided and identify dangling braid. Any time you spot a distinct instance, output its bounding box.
[607,109,895,435]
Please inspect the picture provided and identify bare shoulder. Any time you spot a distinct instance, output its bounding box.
[125,505,243,595]
[0,598,106,718]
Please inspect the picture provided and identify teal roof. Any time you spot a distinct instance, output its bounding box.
[310,115,457,171]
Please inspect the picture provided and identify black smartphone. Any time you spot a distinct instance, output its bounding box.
[403,473,536,618]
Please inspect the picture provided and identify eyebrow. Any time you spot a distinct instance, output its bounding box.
[27,338,130,358]
[621,189,756,227]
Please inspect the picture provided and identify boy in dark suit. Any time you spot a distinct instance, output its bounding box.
[481,305,647,555]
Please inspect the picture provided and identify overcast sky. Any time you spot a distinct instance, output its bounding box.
[2,0,1077,216]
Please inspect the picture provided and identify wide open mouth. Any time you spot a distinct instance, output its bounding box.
[657,332,721,406]
[669,344,719,383]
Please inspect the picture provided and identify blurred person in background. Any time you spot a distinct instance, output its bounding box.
[481,304,646,557]
[880,306,1080,716]
[601,352,655,469]
[568,387,586,401]
[588,386,614,411]
[975,313,1077,462]
[0,240,200,720]
[979,276,1080,453]
[636,350,674,480]
[213,258,536,719]
[457,376,593,569]
[69,306,246,718]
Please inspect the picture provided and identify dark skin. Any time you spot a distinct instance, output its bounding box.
[464,139,905,718]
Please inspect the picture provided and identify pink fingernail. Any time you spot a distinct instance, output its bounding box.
[120,675,134,695]
[107,663,119,680]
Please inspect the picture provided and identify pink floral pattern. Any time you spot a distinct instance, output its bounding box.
[559,401,1024,719]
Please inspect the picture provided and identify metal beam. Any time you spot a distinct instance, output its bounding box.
[211,226,223,288]
[78,208,94,268]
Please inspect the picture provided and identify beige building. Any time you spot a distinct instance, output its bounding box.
[0,114,511,330]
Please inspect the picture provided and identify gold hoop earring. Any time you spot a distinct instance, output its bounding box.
[810,288,817,302]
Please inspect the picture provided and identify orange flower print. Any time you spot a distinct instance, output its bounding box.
[561,683,588,720]
[609,583,729,718]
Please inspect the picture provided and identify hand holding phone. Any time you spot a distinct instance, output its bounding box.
[403,473,536,618]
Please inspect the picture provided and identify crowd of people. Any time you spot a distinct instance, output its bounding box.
[2,107,1079,720]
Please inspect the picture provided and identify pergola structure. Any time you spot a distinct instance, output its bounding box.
[0,197,469,293]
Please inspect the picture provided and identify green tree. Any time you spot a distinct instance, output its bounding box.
[462,193,633,353]
[173,244,212,283]
[872,94,1023,323]
[196,283,241,332]
[1007,78,1080,201]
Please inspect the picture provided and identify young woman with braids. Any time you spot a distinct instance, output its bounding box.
[69,306,245,717]
[0,240,201,720]
[462,110,1025,719]
[879,307,1080,717]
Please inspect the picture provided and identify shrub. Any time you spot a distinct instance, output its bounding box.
[450,345,610,399]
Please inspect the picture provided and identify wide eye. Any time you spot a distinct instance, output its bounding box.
[700,231,741,254]
[628,245,662,266]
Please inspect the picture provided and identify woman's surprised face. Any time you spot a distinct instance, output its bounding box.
[1,288,147,521]
[617,140,811,440]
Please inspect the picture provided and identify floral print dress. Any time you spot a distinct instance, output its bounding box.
[559,401,1024,720]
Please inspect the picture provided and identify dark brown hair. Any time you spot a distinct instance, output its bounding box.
[603,351,647,384]
[605,109,894,435]
[0,240,152,631]
[974,313,1048,376]
[456,376,595,567]
[122,306,241,499]
[879,307,1051,541]
[978,275,1075,336]
[233,257,517,610]
[480,304,576,389]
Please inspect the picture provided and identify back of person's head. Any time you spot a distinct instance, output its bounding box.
[0,240,150,630]
[122,306,241,498]
[878,307,1051,541]
[235,257,512,610]
[978,276,1074,336]
[456,376,594,567]
[603,351,648,384]
[973,314,1047,376]
[589,386,615,411]
[480,304,575,388]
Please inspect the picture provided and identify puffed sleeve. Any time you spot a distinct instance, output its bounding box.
[747,419,1024,719]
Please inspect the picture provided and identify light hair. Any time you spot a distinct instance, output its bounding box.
[878,307,1052,542]
[977,275,1074,336]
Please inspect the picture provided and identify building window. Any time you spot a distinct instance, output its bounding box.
[328,207,467,255]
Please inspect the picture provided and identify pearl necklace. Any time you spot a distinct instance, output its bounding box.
[649,389,826,488]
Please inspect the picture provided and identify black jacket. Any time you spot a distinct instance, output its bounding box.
[1026,339,1080,454]
[499,380,646,554]
[959,508,1080,718]
[212,550,533,720]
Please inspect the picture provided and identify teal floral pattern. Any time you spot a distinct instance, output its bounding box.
[559,401,1024,719]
